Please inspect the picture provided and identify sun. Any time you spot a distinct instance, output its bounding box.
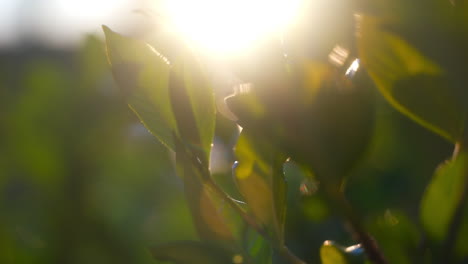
[161,0,304,55]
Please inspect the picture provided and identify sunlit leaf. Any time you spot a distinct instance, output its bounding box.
[421,152,468,241]
[103,26,178,150]
[175,139,243,246]
[150,241,240,264]
[358,15,467,142]
[233,129,287,245]
[320,241,366,264]
[320,242,348,264]
[170,52,215,165]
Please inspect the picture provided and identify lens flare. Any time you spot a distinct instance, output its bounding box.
[161,0,303,54]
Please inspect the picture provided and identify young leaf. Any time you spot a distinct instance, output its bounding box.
[233,129,287,245]
[358,16,467,142]
[103,26,178,150]
[420,152,468,241]
[170,52,216,165]
[150,241,241,264]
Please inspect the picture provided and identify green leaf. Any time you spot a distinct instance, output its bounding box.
[242,227,272,264]
[320,241,366,264]
[175,139,243,245]
[366,210,420,264]
[103,26,178,150]
[420,152,468,241]
[228,61,375,180]
[358,16,467,142]
[233,129,287,245]
[170,52,216,165]
[283,61,376,180]
[320,242,348,264]
[150,241,242,264]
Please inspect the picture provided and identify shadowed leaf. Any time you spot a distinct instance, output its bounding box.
[421,152,468,241]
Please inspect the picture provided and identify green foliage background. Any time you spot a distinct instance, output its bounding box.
[1,0,468,263]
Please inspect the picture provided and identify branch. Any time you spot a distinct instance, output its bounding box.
[324,182,388,264]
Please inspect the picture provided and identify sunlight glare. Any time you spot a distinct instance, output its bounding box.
[162,0,303,54]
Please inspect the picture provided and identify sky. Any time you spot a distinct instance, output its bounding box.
[0,0,152,49]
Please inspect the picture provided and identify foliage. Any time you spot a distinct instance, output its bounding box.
[2,0,468,264]
[99,1,468,263]
[99,0,468,263]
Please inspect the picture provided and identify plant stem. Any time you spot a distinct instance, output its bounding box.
[278,246,307,264]
[180,140,269,238]
[206,175,308,264]
[346,215,388,264]
[204,161,309,264]
[324,182,388,264]
[205,175,268,237]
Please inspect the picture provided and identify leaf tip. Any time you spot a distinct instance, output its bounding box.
[101,25,112,35]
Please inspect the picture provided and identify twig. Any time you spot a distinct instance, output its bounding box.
[278,246,307,264]
[324,182,388,264]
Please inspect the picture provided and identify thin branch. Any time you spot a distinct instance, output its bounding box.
[324,182,388,264]
[205,175,268,237]
[342,199,388,264]
[278,246,307,264]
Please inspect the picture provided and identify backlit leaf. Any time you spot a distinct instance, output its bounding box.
[103,26,178,150]
[358,16,467,142]
[175,139,243,246]
[320,242,348,264]
[170,52,216,165]
[233,129,287,245]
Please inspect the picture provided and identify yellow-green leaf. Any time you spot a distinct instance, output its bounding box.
[358,16,467,142]
[175,139,243,246]
[421,152,468,241]
[320,242,348,264]
[234,129,287,245]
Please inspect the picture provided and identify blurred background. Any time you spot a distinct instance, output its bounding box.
[0,0,455,263]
